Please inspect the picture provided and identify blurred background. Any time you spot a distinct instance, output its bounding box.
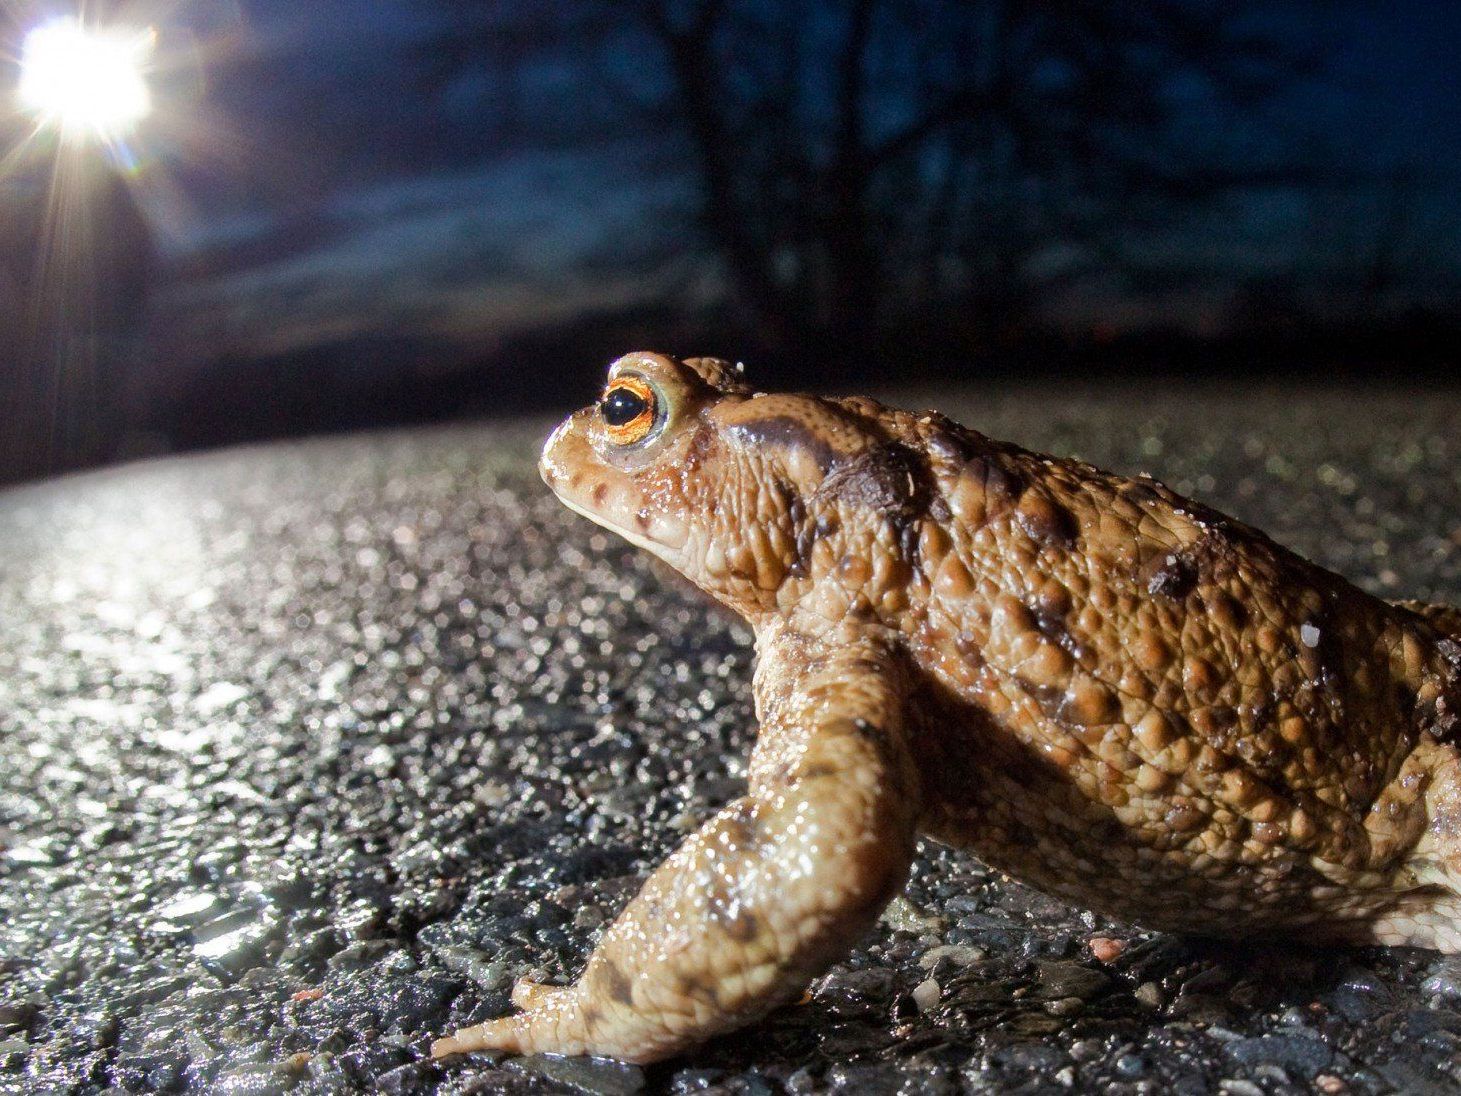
[0,0,1456,487]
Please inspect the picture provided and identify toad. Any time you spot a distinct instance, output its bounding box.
[434,352,1461,1064]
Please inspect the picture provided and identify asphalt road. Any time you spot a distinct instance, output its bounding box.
[2,381,1460,1095]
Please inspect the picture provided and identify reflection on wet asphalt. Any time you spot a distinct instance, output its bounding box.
[1,383,1459,1094]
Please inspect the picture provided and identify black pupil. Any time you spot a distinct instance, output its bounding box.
[602,387,648,427]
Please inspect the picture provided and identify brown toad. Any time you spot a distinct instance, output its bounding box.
[433,352,1461,1064]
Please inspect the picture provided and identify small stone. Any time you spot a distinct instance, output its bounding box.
[1088,936,1126,963]
[573,906,606,930]
[669,1069,729,1090]
[112,1050,187,1091]
[814,968,896,1019]
[1226,1034,1333,1075]
[375,1062,432,1095]
[454,1070,527,1094]
[5,839,61,867]
[830,969,895,999]
[1113,1053,1147,1078]
[911,977,941,1013]
[505,1053,646,1095]
[1045,996,1083,1016]
[213,1062,302,1092]
[879,894,945,933]
[785,1067,819,1094]
[824,1062,912,1093]
[327,940,397,972]
[1315,1074,1347,1094]
[918,944,985,970]
[1276,1005,1309,1028]
[1170,994,1234,1024]
[1421,956,1461,999]
[474,781,513,808]
[0,999,39,1031]
[1034,960,1111,1000]
[1134,981,1164,1009]
[990,1042,1067,1072]
[1218,1082,1264,1096]
[1180,965,1232,993]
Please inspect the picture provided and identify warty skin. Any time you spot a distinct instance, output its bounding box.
[432,351,1461,1064]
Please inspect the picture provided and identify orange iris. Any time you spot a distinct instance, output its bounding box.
[602,377,658,446]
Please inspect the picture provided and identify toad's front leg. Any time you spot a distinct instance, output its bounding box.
[432,633,918,1064]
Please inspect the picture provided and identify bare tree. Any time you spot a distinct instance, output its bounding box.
[424,0,1331,361]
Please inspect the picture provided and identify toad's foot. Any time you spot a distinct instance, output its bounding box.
[429,978,572,1059]
[432,630,919,1064]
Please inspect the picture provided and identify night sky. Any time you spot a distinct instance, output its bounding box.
[140,0,695,371]
[135,0,1461,363]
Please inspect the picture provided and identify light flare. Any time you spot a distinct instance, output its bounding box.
[18,18,156,144]
[2,3,245,477]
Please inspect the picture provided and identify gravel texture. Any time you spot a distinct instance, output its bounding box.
[1,380,1459,1095]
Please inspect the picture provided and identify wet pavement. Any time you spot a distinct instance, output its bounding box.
[1,380,1460,1095]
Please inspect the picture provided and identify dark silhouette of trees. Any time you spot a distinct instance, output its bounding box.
[424,0,1332,363]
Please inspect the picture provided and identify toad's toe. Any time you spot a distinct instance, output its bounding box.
[430,1016,528,1060]
[511,976,567,1010]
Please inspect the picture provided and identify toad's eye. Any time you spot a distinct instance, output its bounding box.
[599,377,660,445]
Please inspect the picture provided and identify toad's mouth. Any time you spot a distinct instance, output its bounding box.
[551,488,678,559]
[538,412,690,564]
[540,459,691,566]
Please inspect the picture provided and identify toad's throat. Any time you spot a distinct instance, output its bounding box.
[552,489,683,564]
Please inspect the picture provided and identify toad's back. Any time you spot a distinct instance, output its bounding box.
[855,406,1461,944]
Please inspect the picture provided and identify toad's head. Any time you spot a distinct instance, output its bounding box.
[540,351,900,622]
